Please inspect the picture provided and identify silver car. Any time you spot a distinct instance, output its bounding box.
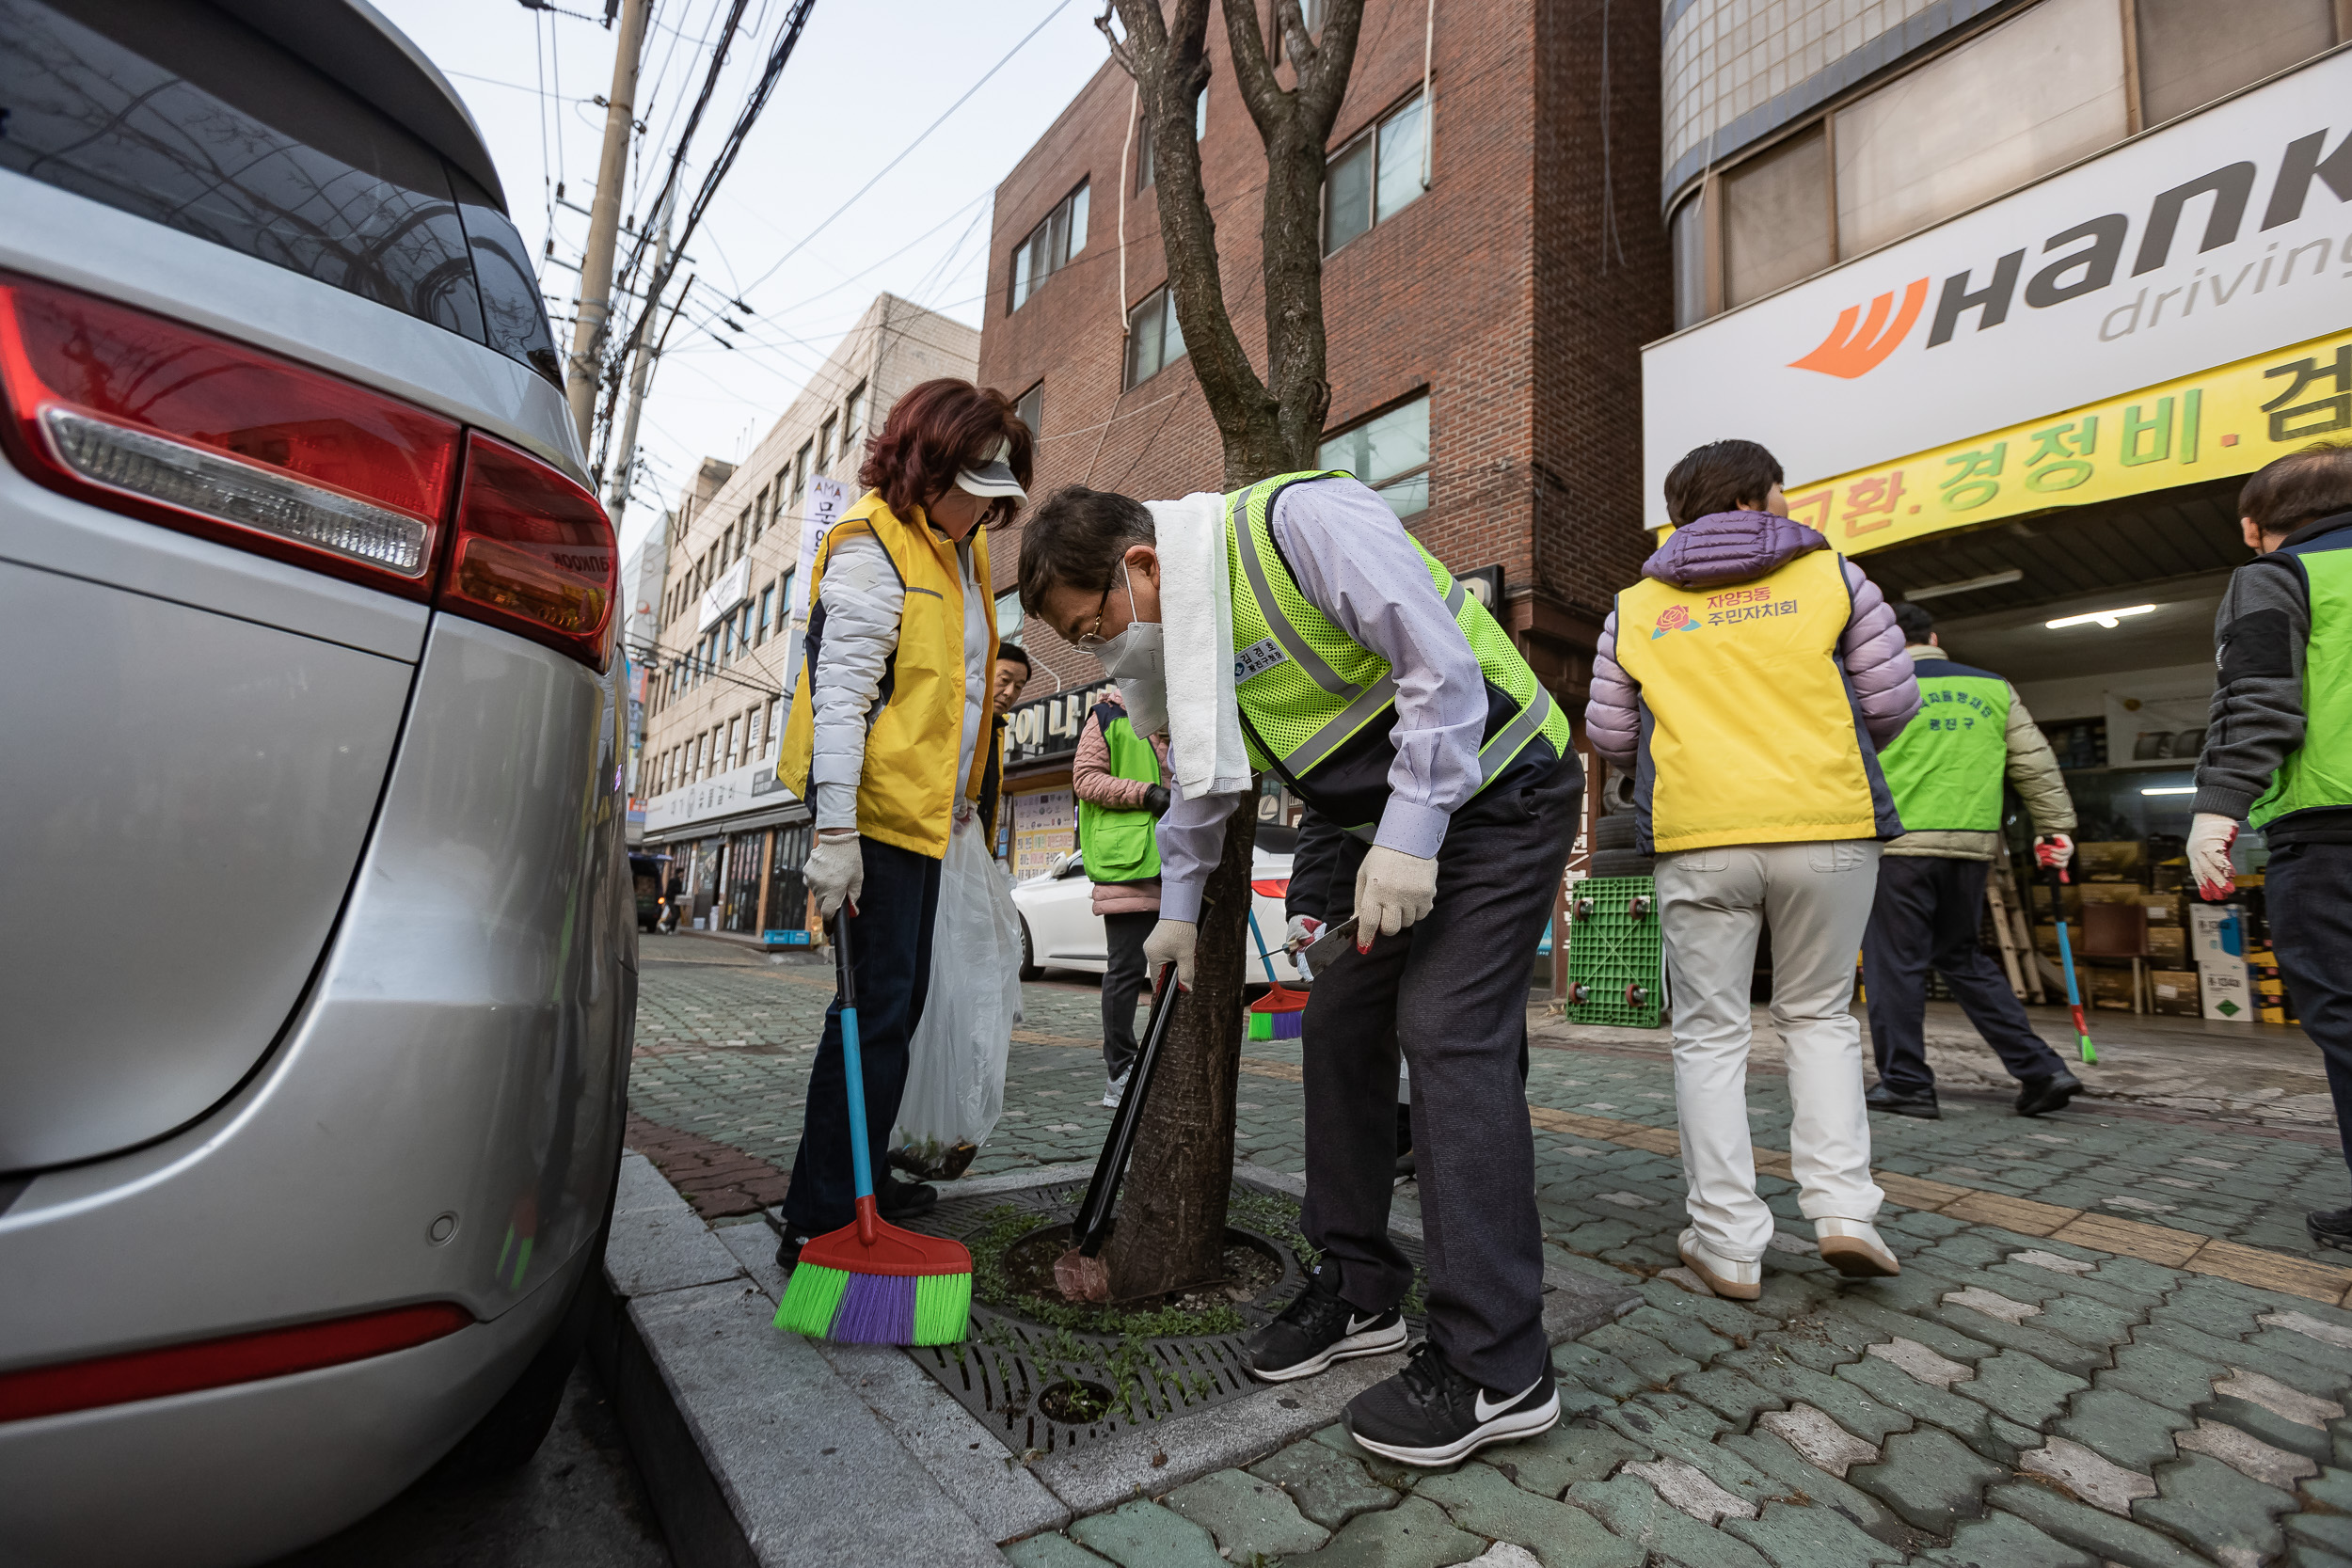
[0,3,633,1562]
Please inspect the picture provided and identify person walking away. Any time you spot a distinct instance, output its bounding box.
[1281,809,1415,1175]
[1070,688,1171,1107]
[2188,442,2352,1252]
[771,379,1032,1267]
[1586,439,1920,1301]
[1863,601,2083,1120]
[1020,473,1579,1468]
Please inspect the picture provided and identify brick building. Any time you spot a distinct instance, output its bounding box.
[976,0,1669,845]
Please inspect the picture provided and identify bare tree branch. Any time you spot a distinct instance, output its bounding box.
[1093,0,1134,77]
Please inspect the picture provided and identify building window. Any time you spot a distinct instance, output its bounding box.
[995,589,1025,640]
[1010,181,1090,310]
[757,583,775,644]
[1324,92,1426,255]
[1015,381,1043,439]
[1124,283,1187,388]
[817,417,836,473]
[779,568,795,626]
[1723,123,1831,309]
[1319,392,1430,519]
[1136,87,1208,191]
[751,487,767,544]
[791,442,810,504]
[842,381,866,455]
[1669,194,1708,330]
[762,697,780,759]
[2135,0,2335,127]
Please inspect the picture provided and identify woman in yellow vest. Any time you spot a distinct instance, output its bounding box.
[771,380,1031,1263]
[1585,440,1919,1300]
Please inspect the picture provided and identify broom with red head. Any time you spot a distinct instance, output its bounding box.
[773,906,972,1346]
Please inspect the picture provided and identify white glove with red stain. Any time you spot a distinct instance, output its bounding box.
[2032,833,2074,871]
[1283,914,1323,953]
[2188,813,2238,901]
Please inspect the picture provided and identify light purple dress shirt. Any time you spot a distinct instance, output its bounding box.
[1154,477,1487,925]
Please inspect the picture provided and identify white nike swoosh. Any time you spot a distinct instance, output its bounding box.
[1474,1375,1544,1423]
[1345,1313,1383,1335]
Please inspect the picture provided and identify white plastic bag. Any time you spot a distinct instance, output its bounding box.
[890,813,1023,1179]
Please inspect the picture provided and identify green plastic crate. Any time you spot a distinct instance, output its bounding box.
[1564,876,1665,1028]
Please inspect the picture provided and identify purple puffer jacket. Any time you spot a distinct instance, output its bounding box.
[1583,510,1919,771]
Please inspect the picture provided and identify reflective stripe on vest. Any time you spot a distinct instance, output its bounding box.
[1876,663,2010,832]
[1613,549,1887,853]
[2252,534,2352,828]
[1224,471,1570,793]
[1077,706,1163,883]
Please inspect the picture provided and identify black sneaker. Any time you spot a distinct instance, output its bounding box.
[2015,1069,2083,1117]
[1245,1267,1406,1383]
[774,1231,811,1269]
[878,1173,937,1221]
[1866,1082,1942,1119]
[1345,1341,1560,1467]
[2309,1207,2352,1252]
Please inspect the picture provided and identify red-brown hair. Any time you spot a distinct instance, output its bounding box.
[858,378,1035,527]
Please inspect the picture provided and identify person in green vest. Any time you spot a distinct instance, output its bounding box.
[1862,601,2082,1121]
[1071,689,1171,1108]
[2190,442,2352,1252]
[1018,472,1579,1469]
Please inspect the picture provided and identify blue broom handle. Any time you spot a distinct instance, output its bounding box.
[1247,908,1276,985]
[834,905,873,1204]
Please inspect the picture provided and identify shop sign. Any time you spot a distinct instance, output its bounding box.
[1791,325,2352,554]
[644,761,799,834]
[1013,788,1075,880]
[1007,682,1118,765]
[1642,49,2352,530]
[696,557,751,632]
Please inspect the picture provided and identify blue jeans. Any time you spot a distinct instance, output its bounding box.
[781,835,943,1235]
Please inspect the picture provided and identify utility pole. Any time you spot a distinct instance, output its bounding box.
[565,0,651,450]
[604,189,674,538]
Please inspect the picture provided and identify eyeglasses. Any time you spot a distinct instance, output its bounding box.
[1072,583,1114,650]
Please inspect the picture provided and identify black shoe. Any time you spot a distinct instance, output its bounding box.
[877,1174,937,1221]
[1245,1267,1406,1383]
[2015,1069,2083,1117]
[1344,1341,1561,1467]
[1394,1151,1417,1182]
[1866,1082,1942,1119]
[2309,1208,2352,1252]
[774,1231,811,1269]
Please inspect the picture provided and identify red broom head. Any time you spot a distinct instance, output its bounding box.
[1248,983,1309,1015]
[797,1198,973,1278]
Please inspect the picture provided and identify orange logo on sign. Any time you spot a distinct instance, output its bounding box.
[1789,278,1930,378]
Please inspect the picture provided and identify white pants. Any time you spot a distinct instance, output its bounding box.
[1655,840,1884,1261]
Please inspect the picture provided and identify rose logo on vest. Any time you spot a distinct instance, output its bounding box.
[1652,604,1702,640]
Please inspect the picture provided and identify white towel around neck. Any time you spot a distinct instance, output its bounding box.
[1145,491,1253,800]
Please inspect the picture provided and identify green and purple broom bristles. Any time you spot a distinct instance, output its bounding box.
[1245,909,1308,1040]
[774,906,972,1346]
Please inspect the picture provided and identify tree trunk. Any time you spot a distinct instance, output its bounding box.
[1098,795,1260,1298]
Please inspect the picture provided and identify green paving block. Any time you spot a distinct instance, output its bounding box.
[1567,1474,1773,1568]
[1716,1432,1912,1548]
[2203,1391,2338,1467]
[1565,878,1664,1028]
[1418,1464,1644,1568]
[1834,1349,1997,1449]
[1720,1350,1915,1446]
[1552,1339,1658,1401]
[1848,1426,2007,1536]
[1248,1434,1406,1532]
[1283,1494,1486,1568]
[1003,1532,1117,1568]
[1953,1349,2090,1428]
[2098,1341,2229,1411]
[1675,1365,1788,1428]
[1068,1500,1230,1568]
[1163,1468,1331,1560]
[2135,1452,2296,1566]
[1583,1322,1704,1386]
[1489,1415,1654,1499]
[2288,1511,2352,1560]
[1920,1510,2099,1568]
[1313,1421,1450,1489]
[1724,1498,1906,1568]
[2054,1388,2193,1476]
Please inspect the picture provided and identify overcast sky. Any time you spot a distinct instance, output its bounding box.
[375,0,1111,561]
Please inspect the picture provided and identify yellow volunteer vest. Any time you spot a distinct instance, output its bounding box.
[775,490,995,859]
[1613,549,1882,853]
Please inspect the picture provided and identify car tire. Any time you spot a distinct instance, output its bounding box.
[1018,918,1042,982]
[1586,847,1657,879]
[1592,815,1641,850]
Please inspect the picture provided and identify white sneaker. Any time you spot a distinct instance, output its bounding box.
[1101,1072,1129,1109]
[1814,1217,1900,1277]
[1677,1227,1762,1300]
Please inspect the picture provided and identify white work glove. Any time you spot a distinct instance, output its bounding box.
[1354,846,1438,938]
[805,832,865,920]
[2032,832,2074,872]
[2188,812,2238,901]
[1283,913,1324,953]
[1143,918,1198,990]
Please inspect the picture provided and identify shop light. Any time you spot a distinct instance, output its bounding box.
[2046,604,2156,630]
[2140,786,2196,796]
[1905,569,2022,602]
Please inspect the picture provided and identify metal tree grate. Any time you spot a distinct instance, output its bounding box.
[899,1176,1425,1458]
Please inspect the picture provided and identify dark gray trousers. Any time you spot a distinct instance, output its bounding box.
[1101,910,1156,1082]
[1299,752,1580,1393]
[1862,854,2065,1094]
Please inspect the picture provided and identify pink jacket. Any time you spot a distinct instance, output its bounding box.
[1072,695,1169,916]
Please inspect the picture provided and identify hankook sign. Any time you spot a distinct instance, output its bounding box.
[1642,48,2352,530]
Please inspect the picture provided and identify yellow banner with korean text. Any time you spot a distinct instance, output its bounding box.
[1785,327,2352,555]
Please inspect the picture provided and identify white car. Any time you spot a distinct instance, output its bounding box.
[1013,821,1306,984]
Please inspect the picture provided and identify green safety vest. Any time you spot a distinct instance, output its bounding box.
[2252,534,2352,829]
[1076,704,1162,883]
[1225,471,1572,831]
[1875,657,2011,832]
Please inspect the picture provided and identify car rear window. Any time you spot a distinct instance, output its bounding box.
[0,0,562,389]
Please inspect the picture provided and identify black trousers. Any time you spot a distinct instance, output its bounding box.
[782,837,943,1235]
[1101,909,1156,1082]
[1299,752,1580,1394]
[2266,842,2352,1192]
[1862,854,2065,1095]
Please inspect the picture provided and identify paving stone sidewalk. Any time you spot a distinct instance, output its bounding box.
[629,936,2352,1567]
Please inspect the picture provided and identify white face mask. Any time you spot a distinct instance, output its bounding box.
[1090,563,1167,734]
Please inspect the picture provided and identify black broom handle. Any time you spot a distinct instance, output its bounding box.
[1073,961,1181,1257]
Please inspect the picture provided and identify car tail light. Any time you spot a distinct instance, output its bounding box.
[0,1302,473,1424]
[440,431,616,670]
[0,273,459,593]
